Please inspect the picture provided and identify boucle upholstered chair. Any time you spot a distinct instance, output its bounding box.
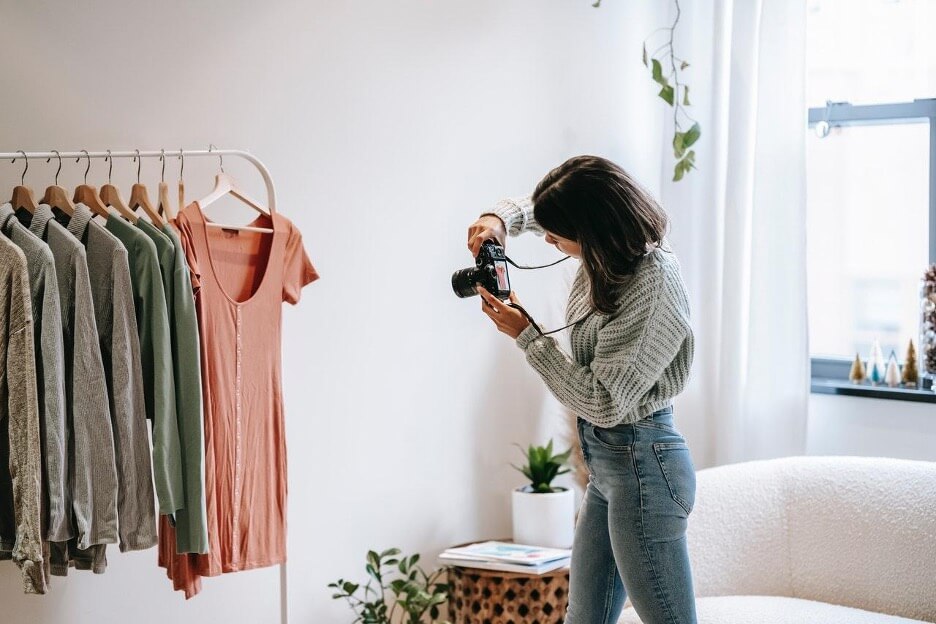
[618,455,936,623]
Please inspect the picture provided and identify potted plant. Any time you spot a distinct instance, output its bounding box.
[510,439,575,549]
[328,548,450,623]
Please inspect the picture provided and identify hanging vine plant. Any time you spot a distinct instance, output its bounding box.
[593,0,701,181]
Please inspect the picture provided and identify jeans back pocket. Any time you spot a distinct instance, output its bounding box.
[652,442,696,515]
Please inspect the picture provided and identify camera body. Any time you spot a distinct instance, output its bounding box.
[452,240,511,300]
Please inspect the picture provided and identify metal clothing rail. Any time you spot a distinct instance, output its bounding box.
[0,148,277,212]
[1,147,288,624]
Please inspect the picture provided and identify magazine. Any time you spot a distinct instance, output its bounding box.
[437,555,570,575]
[440,541,571,565]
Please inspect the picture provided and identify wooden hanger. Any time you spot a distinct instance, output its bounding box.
[196,146,272,233]
[128,151,165,227]
[10,151,38,213]
[175,148,184,219]
[157,150,178,221]
[99,151,138,224]
[40,150,75,217]
[159,182,175,222]
[72,150,111,219]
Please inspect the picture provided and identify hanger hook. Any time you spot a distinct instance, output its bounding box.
[160,149,166,182]
[106,149,113,183]
[11,150,28,186]
[134,149,142,184]
[76,149,91,184]
[179,148,184,181]
[209,143,224,173]
[46,149,63,185]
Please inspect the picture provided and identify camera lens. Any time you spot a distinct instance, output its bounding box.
[452,267,481,298]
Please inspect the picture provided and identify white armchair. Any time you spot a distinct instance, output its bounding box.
[619,455,936,623]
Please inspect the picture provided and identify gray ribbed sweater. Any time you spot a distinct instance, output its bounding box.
[0,235,45,593]
[0,203,69,546]
[483,195,694,428]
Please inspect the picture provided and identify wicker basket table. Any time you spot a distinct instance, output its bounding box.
[443,540,570,624]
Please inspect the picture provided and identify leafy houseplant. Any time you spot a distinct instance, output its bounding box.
[511,439,572,493]
[593,0,701,182]
[511,439,575,549]
[328,548,451,624]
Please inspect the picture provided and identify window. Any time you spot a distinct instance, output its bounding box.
[806,0,936,392]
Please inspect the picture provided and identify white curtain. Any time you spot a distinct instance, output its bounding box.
[662,0,810,467]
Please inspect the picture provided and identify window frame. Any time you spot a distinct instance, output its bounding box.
[806,97,936,400]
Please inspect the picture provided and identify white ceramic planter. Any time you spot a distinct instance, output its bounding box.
[511,486,574,549]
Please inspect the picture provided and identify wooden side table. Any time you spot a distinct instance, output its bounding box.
[442,540,570,624]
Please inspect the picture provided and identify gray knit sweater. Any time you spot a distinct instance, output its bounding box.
[484,196,694,428]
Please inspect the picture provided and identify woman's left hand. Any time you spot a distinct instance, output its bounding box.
[477,285,530,339]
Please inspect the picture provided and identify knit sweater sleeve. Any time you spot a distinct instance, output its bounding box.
[480,195,545,237]
[514,263,690,427]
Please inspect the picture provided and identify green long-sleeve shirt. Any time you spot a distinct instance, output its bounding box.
[105,216,183,517]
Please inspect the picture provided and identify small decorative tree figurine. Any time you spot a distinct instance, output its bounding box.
[867,339,886,385]
[884,351,901,388]
[848,353,866,384]
[902,339,920,389]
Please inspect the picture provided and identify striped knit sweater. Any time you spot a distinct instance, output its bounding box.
[484,196,694,428]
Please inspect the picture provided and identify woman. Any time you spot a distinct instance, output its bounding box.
[467,155,698,624]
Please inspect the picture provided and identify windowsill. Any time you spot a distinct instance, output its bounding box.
[810,378,936,404]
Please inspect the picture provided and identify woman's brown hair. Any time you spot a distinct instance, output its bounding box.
[532,155,669,314]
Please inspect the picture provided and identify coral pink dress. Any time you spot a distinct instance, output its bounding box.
[160,201,318,598]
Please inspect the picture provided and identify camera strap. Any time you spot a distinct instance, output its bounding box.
[505,255,570,270]
[502,254,592,336]
[506,302,593,337]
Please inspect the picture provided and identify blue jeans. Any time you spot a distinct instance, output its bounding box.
[565,406,698,624]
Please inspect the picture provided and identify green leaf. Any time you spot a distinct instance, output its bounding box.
[642,43,648,67]
[651,59,664,85]
[673,162,685,182]
[673,131,685,158]
[380,547,401,558]
[659,85,675,106]
[683,122,701,148]
[343,581,360,594]
[680,60,689,70]
[682,84,691,106]
[673,151,697,182]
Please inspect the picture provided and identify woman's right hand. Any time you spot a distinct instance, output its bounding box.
[467,214,507,257]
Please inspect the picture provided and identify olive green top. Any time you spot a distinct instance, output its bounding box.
[159,222,208,554]
[105,216,183,517]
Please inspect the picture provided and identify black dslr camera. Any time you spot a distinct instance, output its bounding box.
[452,240,511,300]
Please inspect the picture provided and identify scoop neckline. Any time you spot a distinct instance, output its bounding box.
[192,200,276,307]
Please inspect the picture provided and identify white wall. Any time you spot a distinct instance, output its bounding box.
[0,1,669,621]
[808,395,936,461]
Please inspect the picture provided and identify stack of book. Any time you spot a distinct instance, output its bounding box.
[438,541,571,575]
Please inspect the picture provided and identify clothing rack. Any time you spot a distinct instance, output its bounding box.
[0,149,277,213]
[1,147,288,624]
